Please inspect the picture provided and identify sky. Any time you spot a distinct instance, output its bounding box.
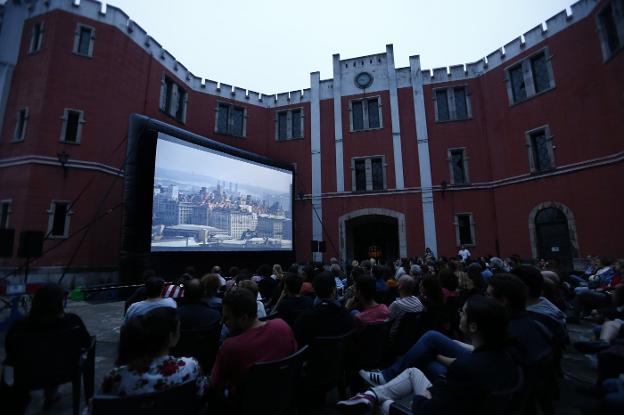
[102,0,576,94]
[155,133,292,193]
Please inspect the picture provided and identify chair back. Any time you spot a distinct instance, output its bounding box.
[170,324,221,372]
[11,325,84,388]
[241,345,308,415]
[91,379,198,415]
[389,312,429,356]
[306,329,355,391]
[352,320,390,370]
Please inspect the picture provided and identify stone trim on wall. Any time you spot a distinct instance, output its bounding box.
[528,201,580,259]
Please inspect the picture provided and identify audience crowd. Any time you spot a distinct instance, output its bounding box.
[3,250,624,415]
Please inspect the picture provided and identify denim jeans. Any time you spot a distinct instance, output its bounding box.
[381,330,472,381]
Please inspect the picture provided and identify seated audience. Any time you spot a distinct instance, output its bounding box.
[201,273,223,311]
[211,265,226,287]
[209,288,297,403]
[294,271,357,346]
[5,283,92,411]
[372,265,389,304]
[512,265,566,328]
[348,275,390,326]
[388,274,425,336]
[177,278,221,330]
[125,277,176,323]
[273,272,313,327]
[124,269,156,312]
[101,307,206,396]
[341,296,519,415]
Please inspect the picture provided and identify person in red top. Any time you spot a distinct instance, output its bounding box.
[347,274,390,325]
[210,287,297,403]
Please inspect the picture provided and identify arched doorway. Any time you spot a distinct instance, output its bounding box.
[529,202,579,269]
[339,208,406,264]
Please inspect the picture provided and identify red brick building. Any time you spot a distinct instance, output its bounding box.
[0,0,622,284]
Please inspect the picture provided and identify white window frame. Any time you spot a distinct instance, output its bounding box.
[214,102,247,138]
[447,147,470,185]
[525,124,556,173]
[433,85,473,122]
[13,107,29,142]
[504,48,556,105]
[349,96,383,132]
[73,23,95,57]
[350,155,387,192]
[159,75,188,123]
[59,108,85,144]
[46,200,74,239]
[0,199,12,229]
[28,21,44,54]
[454,213,476,247]
[596,0,624,61]
[275,107,304,141]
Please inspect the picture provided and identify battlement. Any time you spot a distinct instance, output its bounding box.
[13,0,600,102]
[421,0,598,85]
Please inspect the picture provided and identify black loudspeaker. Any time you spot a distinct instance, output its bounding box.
[318,241,326,253]
[310,240,318,252]
[0,228,15,257]
[18,231,44,258]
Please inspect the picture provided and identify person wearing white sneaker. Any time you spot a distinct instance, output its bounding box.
[338,296,520,415]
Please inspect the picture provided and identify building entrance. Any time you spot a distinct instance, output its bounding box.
[535,207,573,268]
[345,215,399,263]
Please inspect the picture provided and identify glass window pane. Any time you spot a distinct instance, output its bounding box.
[352,101,364,130]
[531,52,550,93]
[52,203,67,236]
[291,109,301,138]
[277,112,288,140]
[451,150,466,184]
[454,88,468,119]
[509,65,527,102]
[78,27,91,55]
[371,158,384,190]
[458,215,473,245]
[65,111,80,142]
[231,107,244,136]
[367,98,380,128]
[531,131,552,171]
[217,104,229,134]
[435,90,449,121]
[355,160,366,191]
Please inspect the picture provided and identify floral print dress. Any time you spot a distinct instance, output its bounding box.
[100,355,208,396]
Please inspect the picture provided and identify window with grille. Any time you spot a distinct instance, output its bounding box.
[526,126,555,173]
[434,86,471,122]
[276,108,303,140]
[216,103,246,137]
[350,97,382,131]
[352,156,386,192]
[159,76,188,123]
[597,0,624,59]
[73,24,95,57]
[455,213,475,246]
[448,148,469,185]
[505,49,555,105]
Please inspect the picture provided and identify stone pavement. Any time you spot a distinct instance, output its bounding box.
[0,299,607,414]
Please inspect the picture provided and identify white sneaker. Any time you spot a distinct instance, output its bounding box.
[359,369,386,386]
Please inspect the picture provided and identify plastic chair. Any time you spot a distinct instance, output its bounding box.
[91,379,198,415]
[302,329,356,406]
[240,345,308,415]
[9,326,96,415]
[170,323,221,373]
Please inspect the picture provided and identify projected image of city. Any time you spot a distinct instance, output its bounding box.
[151,134,293,252]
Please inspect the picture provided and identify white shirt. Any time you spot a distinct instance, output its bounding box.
[125,297,177,323]
[458,248,471,261]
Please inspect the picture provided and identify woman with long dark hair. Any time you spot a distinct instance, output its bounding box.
[101,307,206,396]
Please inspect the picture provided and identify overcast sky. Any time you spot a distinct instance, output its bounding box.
[104,0,574,94]
[156,133,292,193]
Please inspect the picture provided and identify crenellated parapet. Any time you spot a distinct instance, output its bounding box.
[421,0,598,85]
[9,0,600,102]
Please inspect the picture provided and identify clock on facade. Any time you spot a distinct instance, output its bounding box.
[355,72,373,89]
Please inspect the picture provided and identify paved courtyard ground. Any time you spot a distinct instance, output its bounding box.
[0,298,606,414]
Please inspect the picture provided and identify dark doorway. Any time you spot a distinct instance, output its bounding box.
[345,215,399,263]
[535,207,573,268]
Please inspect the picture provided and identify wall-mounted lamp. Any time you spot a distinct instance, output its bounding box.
[57,150,69,177]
